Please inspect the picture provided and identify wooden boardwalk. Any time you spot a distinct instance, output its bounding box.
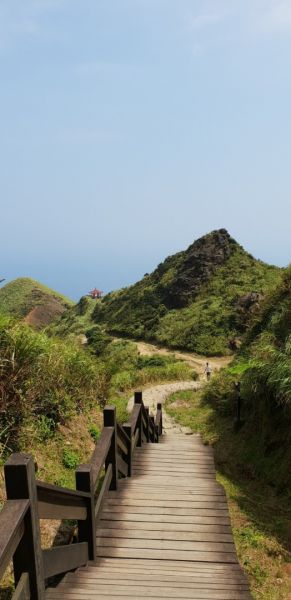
[46,431,251,600]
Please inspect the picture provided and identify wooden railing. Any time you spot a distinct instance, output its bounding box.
[0,392,162,600]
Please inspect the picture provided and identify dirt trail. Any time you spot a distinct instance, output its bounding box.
[128,380,201,435]
[127,340,232,435]
[133,339,232,375]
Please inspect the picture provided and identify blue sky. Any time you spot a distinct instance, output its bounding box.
[1,0,291,299]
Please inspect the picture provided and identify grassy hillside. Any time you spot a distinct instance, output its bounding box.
[0,315,194,467]
[162,268,291,598]
[92,230,281,355]
[49,295,97,338]
[196,265,291,494]
[0,278,73,328]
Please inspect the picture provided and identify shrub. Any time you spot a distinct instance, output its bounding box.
[62,448,80,469]
[0,315,107,452]
[88,424,101,443]
[86,325,111,356]
[202,370,238,416]
[111,370,135,392]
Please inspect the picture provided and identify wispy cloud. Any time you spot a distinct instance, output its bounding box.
[74,60,139,77]
[0,0,69,50]
[185,0,291,56]
[253,0,291,34]
[188,12,225,31]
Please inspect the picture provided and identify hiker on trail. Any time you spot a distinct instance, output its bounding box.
[204,362,212,381]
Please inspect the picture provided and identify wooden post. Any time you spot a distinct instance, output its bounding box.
[4,454,45,600]
[144,407,150,443]
[134,391,143,447]
[103,407,118,491]
[123,423,132,477]
[75,465,96,562]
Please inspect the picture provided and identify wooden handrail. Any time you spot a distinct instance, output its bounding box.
[0,500,29,580]
[36,481,89,521]
[129,403,141,433]
[88,427,114,487]
[0,392,162,599]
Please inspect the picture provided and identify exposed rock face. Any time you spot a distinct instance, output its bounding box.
[237,292,262,310]
[157,229,238,308]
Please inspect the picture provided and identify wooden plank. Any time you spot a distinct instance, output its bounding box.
[95,464,112,520]
[88,427,113,486]
[131,429,139,453]
[69,571,248,584]
[43,543,88,578]
[74,568,248,583]
[129,404,141,433]
[96,527,233,542]
[12,572,30,600]
[100,512,231,525]
[102,505,229,517]
[0,499,28,580]
[96,536,236,553]
[38,501,87,521]
[116,423,130,453]
[104,408,118,492]
[62,581,250,600]
[59,574,247,594]
[98,519,232,534]
[132,469,216,478]
[115,483,225,496]
[46,592,252,600]
[87,557,244,571]
[106,498,228,510]
[117,454,128,478]
[117,436,128,456]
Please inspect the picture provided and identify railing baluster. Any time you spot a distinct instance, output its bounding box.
[104,406,118,490]
[134,391,143,447]
[144,406,150,443]
[123,423,132,476]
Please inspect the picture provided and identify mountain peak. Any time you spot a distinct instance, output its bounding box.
[155,228,239,309]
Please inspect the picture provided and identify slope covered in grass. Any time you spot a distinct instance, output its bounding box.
[0,277,73,328]
[92,229,280,355]
[198,266,291,496]
[0,315,194,464]
[49,295,97,338]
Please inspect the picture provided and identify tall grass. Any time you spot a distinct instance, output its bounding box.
[0,315,107,455]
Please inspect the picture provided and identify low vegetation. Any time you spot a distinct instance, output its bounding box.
[0,315,194,487]
[0,278,73,328]
[166,389,291,600]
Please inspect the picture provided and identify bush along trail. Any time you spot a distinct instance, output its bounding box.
[165,385,291,600]
[126,316,291,600]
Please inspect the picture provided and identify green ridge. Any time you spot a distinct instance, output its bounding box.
[0,277,73,325]
[91,230,281,355]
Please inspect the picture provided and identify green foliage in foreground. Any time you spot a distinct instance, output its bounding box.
[0,317,194,458]
[199,267,291,492]
[0,315,107,455]
[93,246,280,355]
[0,277,73,319]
